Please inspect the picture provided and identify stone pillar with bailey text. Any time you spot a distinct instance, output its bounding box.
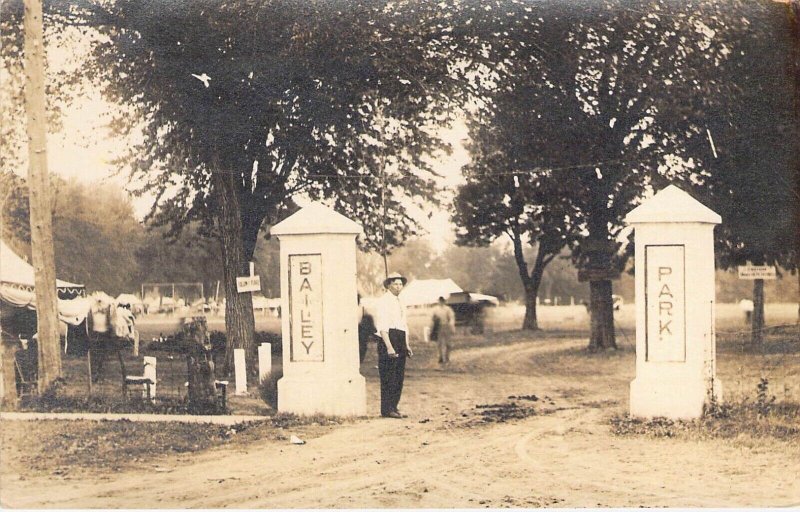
[625,185,722,420]
[270,202,366,416]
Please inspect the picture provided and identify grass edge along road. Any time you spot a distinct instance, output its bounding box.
[2,322,798,488]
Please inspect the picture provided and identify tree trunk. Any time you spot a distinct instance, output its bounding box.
[522,287,539,330]
[0,342,18,404]
[214,168,255,377]
[182,318,219,412]
[510,228,537,331]
[24,0,61,391]
[186,348,218,412]
[751,278,765,344]
[522,261,546,331]
[588,279,617,351]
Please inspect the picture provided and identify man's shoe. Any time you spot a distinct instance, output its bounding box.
[394,410,408,418]
[382,411,403,419]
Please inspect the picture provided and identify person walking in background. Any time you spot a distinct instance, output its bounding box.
[374,272,413,419]
[430,296,455,365]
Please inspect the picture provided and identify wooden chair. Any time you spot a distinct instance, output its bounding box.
[14,355,38,398]
[122,356,157,401]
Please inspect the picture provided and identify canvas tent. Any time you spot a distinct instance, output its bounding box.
[116,293,145,315]
[252,294,281,316]
[116,293,142,307]
[0,240,89,325]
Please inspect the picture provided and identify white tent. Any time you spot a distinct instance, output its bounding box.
[116,293,142,306]
[0,240,89,325]
[252,294,281,316]
[399,278,463,308]
[251,293,270,311]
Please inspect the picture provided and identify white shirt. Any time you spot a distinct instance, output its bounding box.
[374,291,408,334]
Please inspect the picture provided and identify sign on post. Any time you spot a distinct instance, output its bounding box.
[236,275,261,293]
[737,266,776,280]
[236,261,261,293]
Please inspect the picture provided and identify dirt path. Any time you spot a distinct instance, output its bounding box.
[2,338,798,508]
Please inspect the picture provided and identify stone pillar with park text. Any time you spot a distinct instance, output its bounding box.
[270,202,366,416]
[625,185,722,420]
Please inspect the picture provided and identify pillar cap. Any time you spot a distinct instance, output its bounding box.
[625,185,721,225]
[271,202,364,236]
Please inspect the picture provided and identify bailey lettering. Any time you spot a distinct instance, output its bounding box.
[289,254,324,362]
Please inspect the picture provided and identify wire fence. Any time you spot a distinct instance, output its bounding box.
[717,323,799,404]
[29,305,799,408]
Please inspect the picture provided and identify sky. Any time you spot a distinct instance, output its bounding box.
[8,27,473,253]
[41,88,471,252]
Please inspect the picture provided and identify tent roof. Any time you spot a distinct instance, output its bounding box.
[116,293,142,305]
[399,278,463,307]
[1,240,84,290]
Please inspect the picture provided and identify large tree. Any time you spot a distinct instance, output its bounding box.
[695,1,798,343]
[453,150,580,330]
[51,0,474,372]
[457,0,753,350]
[1,172,144,295]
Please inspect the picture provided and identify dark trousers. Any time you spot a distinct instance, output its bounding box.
[377,329,407,416]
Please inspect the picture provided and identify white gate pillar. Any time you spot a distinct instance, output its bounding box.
[625,185,722,419]
[271,202,366,416]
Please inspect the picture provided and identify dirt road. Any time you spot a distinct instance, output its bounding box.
[2,337,798,508]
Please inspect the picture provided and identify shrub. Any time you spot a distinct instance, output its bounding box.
[258,371,282,410]
[611,380,799,442]
[206,331,282,356]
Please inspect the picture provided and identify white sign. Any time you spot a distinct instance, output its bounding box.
[289,254,324,362]
[737,265,776,280]
[645,245,686,362]
[236,275,261,293]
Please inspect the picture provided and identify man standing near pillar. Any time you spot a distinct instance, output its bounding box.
[374,272,413,419]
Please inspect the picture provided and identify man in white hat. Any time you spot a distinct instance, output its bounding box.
[374,272,413,418]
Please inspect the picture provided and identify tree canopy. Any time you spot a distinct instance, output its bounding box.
[453,156,581,329]
[450,0,781,347]
[74,0,474,254]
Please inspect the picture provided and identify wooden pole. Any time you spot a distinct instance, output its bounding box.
[380,152,388,279]
[87,348,92,394]
[24,0,62,391]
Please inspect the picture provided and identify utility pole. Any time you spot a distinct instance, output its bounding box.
[24,0,62,390]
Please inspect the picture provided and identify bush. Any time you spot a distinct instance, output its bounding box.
[611,380,800,442]
[258,371,282,410]
[206,331,282,355]
[146,334,182,353]
[20,393,194,415]
[255,331,282,354]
